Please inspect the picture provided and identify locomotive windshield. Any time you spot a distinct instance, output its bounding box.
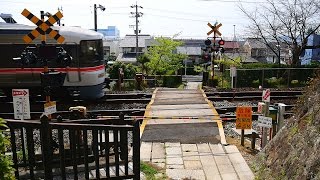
[79,39,104,66]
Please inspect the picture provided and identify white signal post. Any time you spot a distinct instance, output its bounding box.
[207,22,222,81]
[261,89,271,148]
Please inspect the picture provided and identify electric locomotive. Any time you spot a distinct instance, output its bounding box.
[0,22,106,99]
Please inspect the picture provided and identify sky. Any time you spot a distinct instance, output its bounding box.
[0,0,260,39]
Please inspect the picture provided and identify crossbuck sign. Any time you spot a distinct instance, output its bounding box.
[21,9,65,44]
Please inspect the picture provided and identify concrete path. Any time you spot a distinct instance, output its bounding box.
[140,82,254,179]
[141,88,221,144]
[141,142,254,180]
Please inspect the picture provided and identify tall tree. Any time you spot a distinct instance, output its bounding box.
[137,54,150,74]
[239,0,320,66]
[145,37,187,75]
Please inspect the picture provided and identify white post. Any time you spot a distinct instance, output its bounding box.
[277,103,286,131]
[231,76,234,88]
[185,62,187,76]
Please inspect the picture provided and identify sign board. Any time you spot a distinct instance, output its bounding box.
[262,89,271,102]
[257,102,265,113]
[44,101,57,115]
[258,116,272,128]
[230,66,237,77]
[12,89,31,119]
[236,106,252,129]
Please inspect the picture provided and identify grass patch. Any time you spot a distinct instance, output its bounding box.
[140,161,159,179]
[177,83,186,89]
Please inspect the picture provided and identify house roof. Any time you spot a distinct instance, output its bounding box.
[116,53,137,63]
[176,39,205,46]
[223,41,240,49]
[224,53,259,63]
[246,38,267,49]
[176,46,201,55]
[119,34,152,48]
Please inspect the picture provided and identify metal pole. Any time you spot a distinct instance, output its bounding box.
[41,11,51,120]
[211,32,216,82]
[94,4,97,31]
[278,43,281,68]
[135,3,139,60]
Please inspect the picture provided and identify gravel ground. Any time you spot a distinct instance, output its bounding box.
[85,103,147,111]
[204,86,305,92]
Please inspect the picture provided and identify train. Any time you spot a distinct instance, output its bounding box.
[0,22,106,99]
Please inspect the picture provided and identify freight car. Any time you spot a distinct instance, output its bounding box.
[0,22,106,99]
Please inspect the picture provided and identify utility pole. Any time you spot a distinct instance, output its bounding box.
[94,4,97,31]
[130,3,143,60]
[233,25,236,55]
[94,4,106,31]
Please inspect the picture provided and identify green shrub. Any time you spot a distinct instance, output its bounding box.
[0,118,15,180]
[290,80,299,87]
[208,77,219,87]
[107,62,137,79]
[252,79,260,88]
[163,76,182,87]
[264,77,285,88]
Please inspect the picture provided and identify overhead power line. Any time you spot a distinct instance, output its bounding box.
[144,13,248,25]
[199,0,266,3]
[145,7,243,20]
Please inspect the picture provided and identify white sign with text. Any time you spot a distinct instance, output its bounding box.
[258,116,272,128]
[12,89,31,120]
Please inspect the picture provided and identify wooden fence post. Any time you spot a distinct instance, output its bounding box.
[40,115,52,179]
[132,120,140,179]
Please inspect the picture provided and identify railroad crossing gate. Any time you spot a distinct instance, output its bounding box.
[207,22,222,36]
[236,106,252,129]
[21,9,65,43]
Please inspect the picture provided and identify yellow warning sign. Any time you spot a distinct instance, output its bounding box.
[236,106,252,129]
[44,101,57,115]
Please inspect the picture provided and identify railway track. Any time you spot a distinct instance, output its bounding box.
[0,91,300,120]
[0,108,146,120]
[206,91,303,101]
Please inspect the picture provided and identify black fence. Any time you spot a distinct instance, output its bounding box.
[218,68,320,88]
[6,115,140,179]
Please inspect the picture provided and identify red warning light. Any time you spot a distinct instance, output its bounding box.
[218,40,225,46]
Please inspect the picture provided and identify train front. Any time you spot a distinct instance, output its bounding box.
[59,26,106,99]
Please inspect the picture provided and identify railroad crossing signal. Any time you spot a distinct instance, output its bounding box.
[207,22,222,36]
[21,9,65,44]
